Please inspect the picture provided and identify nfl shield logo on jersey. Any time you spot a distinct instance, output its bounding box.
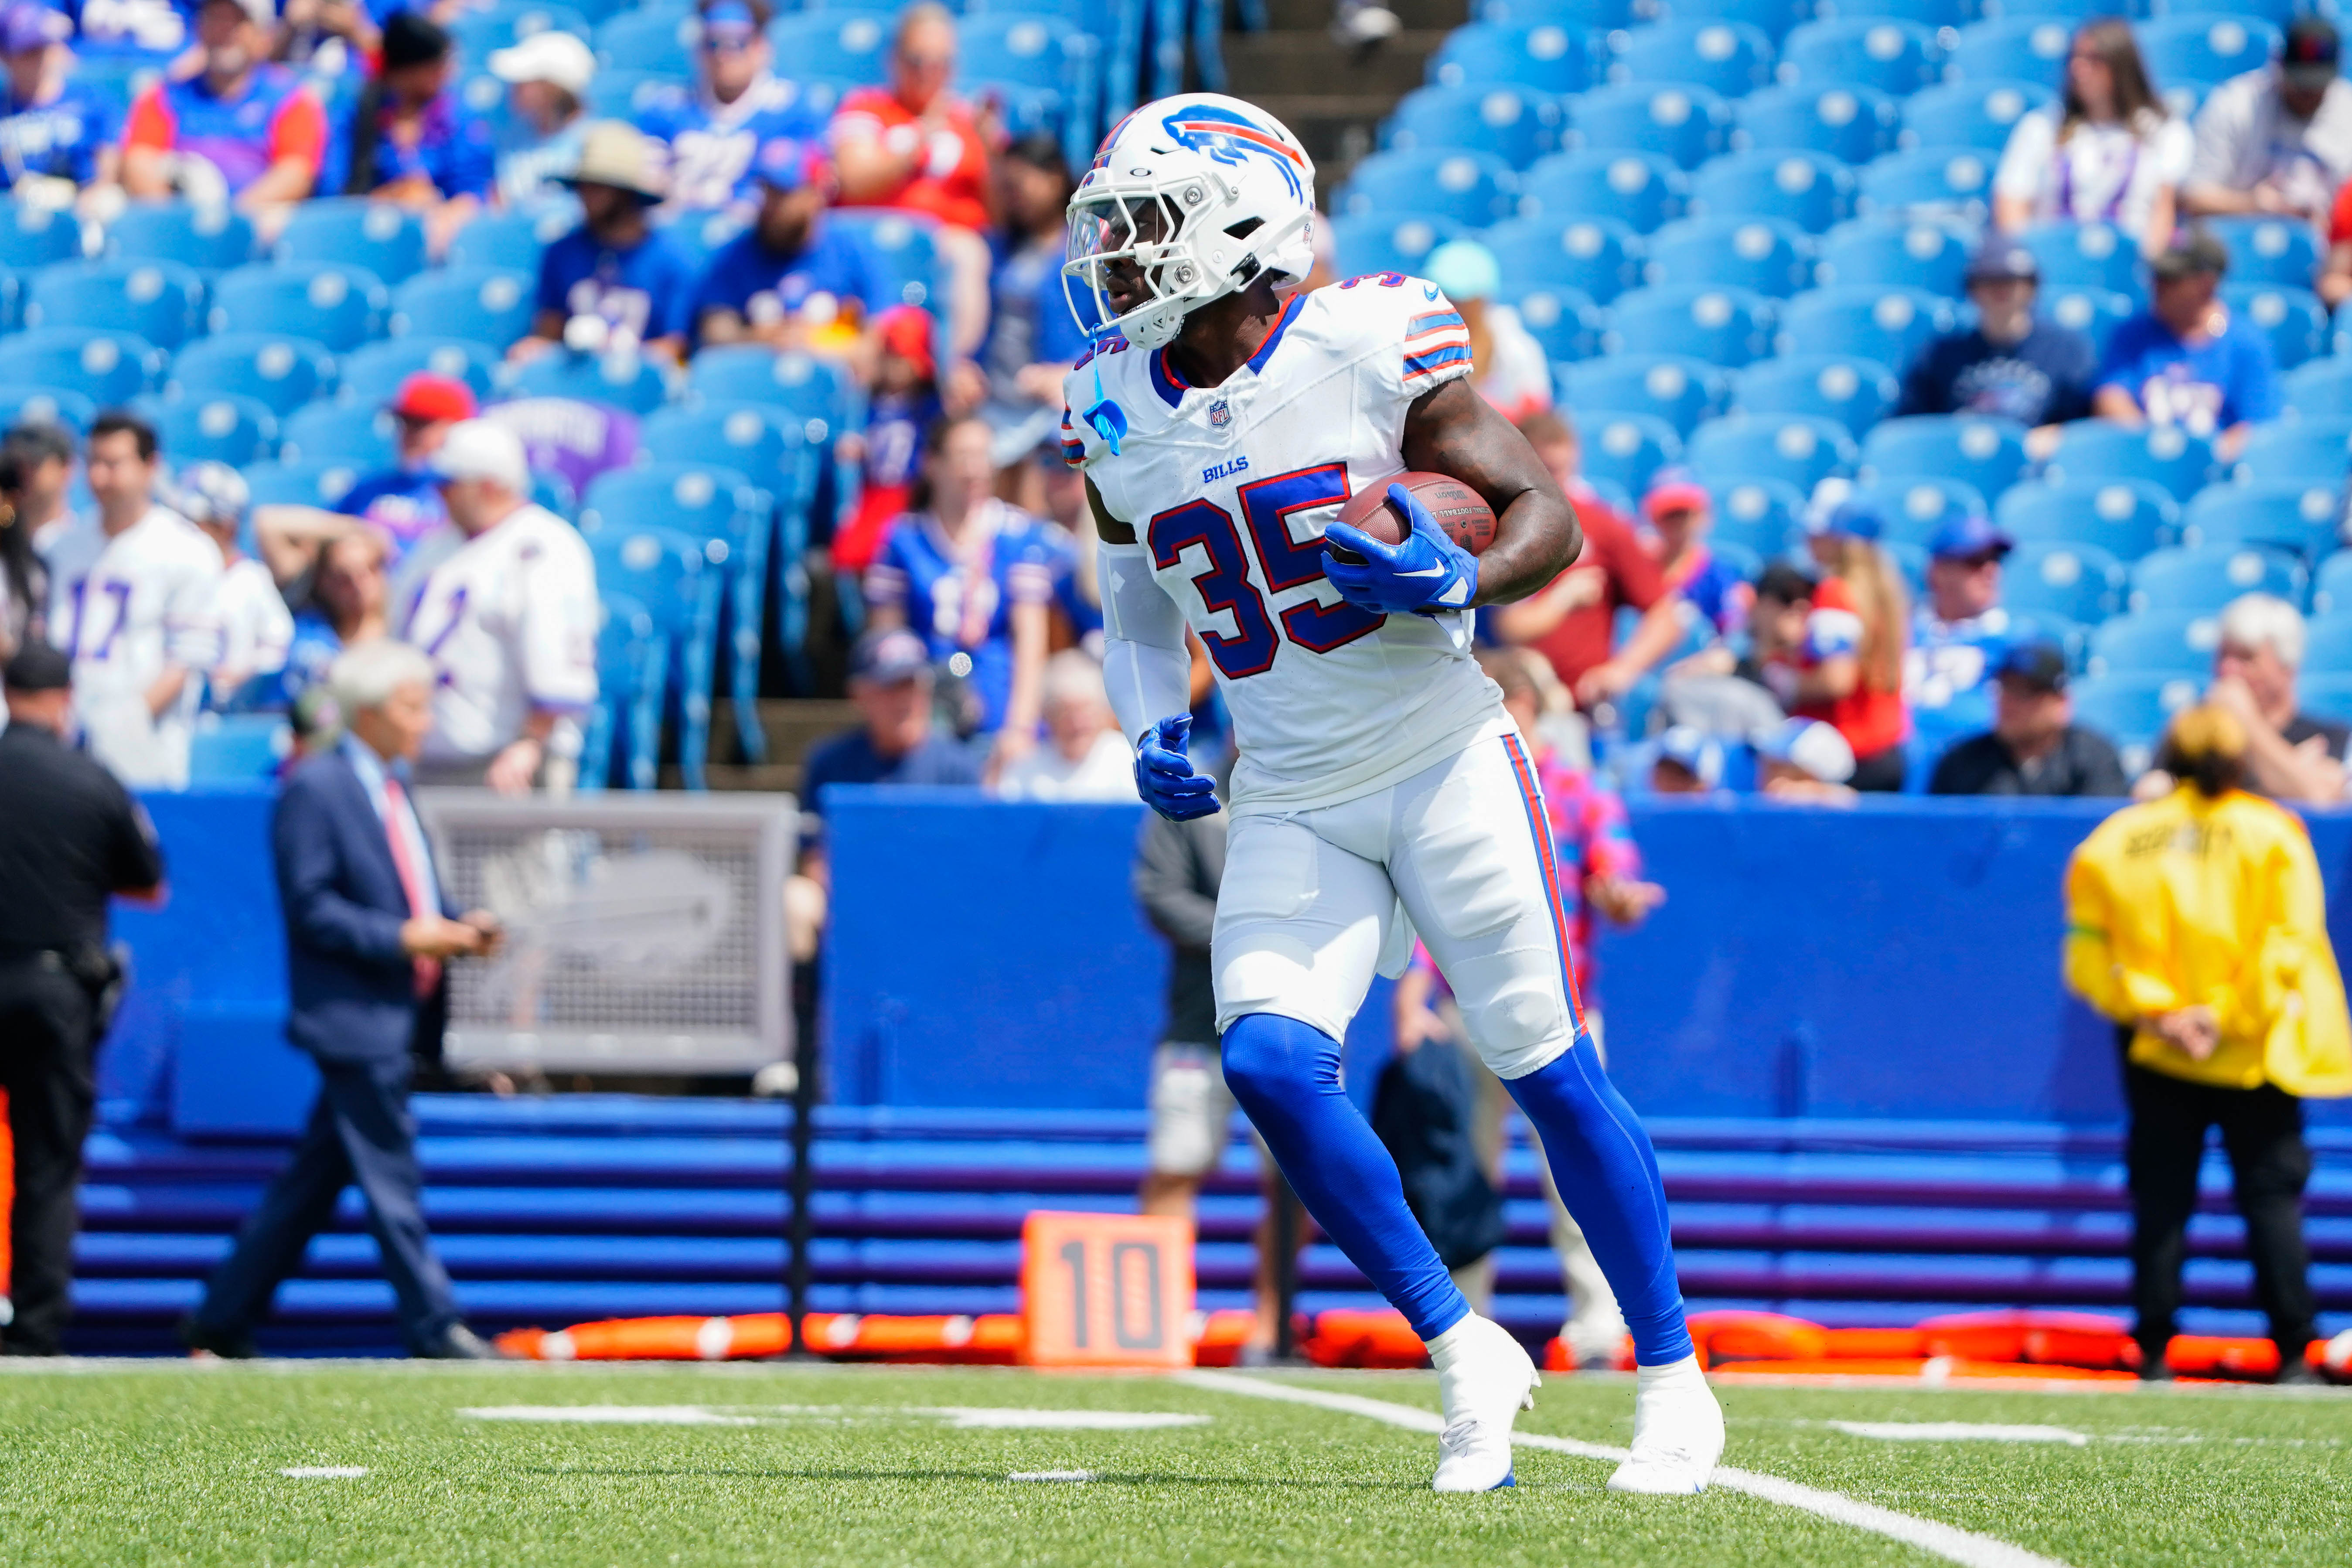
[1209,399,1231,428]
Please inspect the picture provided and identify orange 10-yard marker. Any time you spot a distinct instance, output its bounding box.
[1019,1211,1194,1369]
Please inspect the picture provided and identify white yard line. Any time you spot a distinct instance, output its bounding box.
[277,1466,368,1479]
[1829,1422,2090,1447]
[1181,1371,2076,1568]
[1008,1470,1099,1483]
[920,1408,1211,1430]
[457,1405,760,1425]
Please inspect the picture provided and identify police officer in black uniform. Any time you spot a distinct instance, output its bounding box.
[0,643,164,1356]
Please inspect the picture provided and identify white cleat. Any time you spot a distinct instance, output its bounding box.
[1606,1354,1725,1495]
[1428,1314,1540,1493]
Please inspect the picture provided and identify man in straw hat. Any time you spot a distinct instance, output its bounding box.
[511,120,697,365]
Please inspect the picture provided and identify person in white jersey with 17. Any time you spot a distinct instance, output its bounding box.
[1061,95,1723,1495]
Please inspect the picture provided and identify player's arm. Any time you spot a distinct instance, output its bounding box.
[1091,477,1216,821]
[1399,377,1581,607]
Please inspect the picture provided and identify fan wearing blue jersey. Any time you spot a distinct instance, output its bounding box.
[1064,95,1721,1496]
[634,0,825,217]
[514,122,698,363]
[691,136,882,354]
[0,5,119,199]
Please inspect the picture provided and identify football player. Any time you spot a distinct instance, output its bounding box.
[1063,96,1723,1494]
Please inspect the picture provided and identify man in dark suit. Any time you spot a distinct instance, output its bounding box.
[181,639,506,1359]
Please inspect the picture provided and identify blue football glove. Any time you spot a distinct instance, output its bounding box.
[1134,714,1219,821]
[1322,483,1480,617]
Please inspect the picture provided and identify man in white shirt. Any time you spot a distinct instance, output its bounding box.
[992,649,1137,801]
[174,460,293,708]
[399,420,598,793]
[2183,16,2352,222]
[41,411,222,788]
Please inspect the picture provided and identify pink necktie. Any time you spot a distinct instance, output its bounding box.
[381,777,440,998]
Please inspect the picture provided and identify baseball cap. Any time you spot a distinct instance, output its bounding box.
[1965,235,2039,285]
[2151,228,2230,280]
[382,8,452,69]
[1641,466,1711,522]
[488,30,597,97]
[1804,494,1884,542]
[2284,15,2340,89]
[0,3,68,54]
[1654,725,1725,788]
[1996,639,2070,693]
[750,134,822,192]
[1927,513,2013,561]
[429,419,529,491]
[171,459,249,528]
[4,641,69,692]
[875,304,937,381]
[849,627,932,685]
[700,0,760,44]
[1757,716,1856,784]
[389,371,478,424]
[200,0,276,26]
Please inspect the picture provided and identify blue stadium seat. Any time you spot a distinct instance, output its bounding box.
[1329,213,1465,280]
[506,349,675,416]
[1857,145,1996,220]
[1606,284,1780,365]
[2302,613,2352,672]
[0,385,95,433]
[1503,283,1607,358]
[242,457,365,510]
[2223,285,2328,371]
[165,334,337,417]
[447,208,573,273]
[451,1,592,55]
[1338,149,1519,227]
[0,327,164,406]
[1660,0,1813,34]
[2010,539,2128,623]
[587,66,692,119]
[2228,419,2351,487]
[1610,20,1776,98]
[1944,17,2072,82]
[2180,481,2342,560]
[23,259,205,351]
[132,393,278,468]
[1516,150,1689,232]
[1779,18,1943,96]
[579,592,667,792]
[1643,215,1816,295]
[1994,477,2180,560]
[277,199,429,287]
[336,338,500,409]
[1810,217,1975,293]
[2138,16,2280,89]
[1861,412,2030,495]
[2018,220,2141,293]
[2088,609,2223,678]
[652,208,751,274]
[0,200,82,270]
[1705,475,1807,555]
[1686,412,1857,491]
[2316,552,2352,616]
[2041,422,2216,500]
[828,211,943,314]
[1477,0,1641,24]
[2043,286,2135,358]
[597,6,701,75]
[2202,215,2324,290]
[2294,671,2352,723]
[388,268,537,350]
[1858,474,1989,548]
[763,11,890,82]
[2154,0,2304,22]
[2282,357,2352,421]
[578,519,723,789]
[1429,22,1600,94]
[2130,542,2307,614]
[1688,149,1856,233]
[277,401,397,467]
[1385,85,1568,170]
[188,714,291,783]
[106,201,256,273]
[1733,353,1899,434]
[1570,81,1735,169]
[1733,83,1900,165]
[1896,78,2053,151]
[2068,671,2201,752]
[1776,285,1956,369]
[958,15,1098,163]
[1482,215,1645,301]
[1575,411,1684,498]
[1556,354,1730,435]
[1810,0,1968,24]
[209,262,388,352]
[688,348,856,447]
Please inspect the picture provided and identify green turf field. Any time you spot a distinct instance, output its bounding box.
[1,1360,2345,1567]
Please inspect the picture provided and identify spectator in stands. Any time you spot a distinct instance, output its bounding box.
[636,0,824,216]
[1898,237,2096,430]
[1425,239,1550,426]
[1770,498,1910,792]
[269,530,389,720]
[2192,592,2349,802]
[1905,514,2017,753]
[4,419,73,551]
[691,135,879,355]
[0,4,121,205]
[991,649,1133,801]
[831,2,997,358]
[2093,230,2280,460]
[487,29,593,213]
[1648,725,1726,796]
[2064,701,2350,1383]
[799,626,984,898]
[1639,468,1749,644]
[41,410,222,790]
[175,460,291,709]
[1755,716,1858,804]
[334,10,490,258]
[252,373,477,595]
[1490,410,1686,710]
[278,0,380,68]
[121,0,327,215]
[400,421,598,793]
[833,304,948,576]
[1930,641,2130,797]
[971,133,1090,493]
[863,413,1053,773]
[0,444,44,661]
[513,121,696,363]
[1993,19,2189,258]
[2182,16,2352,223]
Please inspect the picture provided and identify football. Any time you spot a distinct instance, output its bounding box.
[1328,470,1498,562]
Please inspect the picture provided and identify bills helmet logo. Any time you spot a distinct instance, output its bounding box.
[1157,103,1307,201]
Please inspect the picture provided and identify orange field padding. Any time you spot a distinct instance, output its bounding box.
[1687,1310,1830,1365]
[1915,1310,2134,1369]
[1821,1327,1928,1359]
[1190,1308,1266,1367]
[1300,1308,1428,1368]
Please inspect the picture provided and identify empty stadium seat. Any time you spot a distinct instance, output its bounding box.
[1944,17,2071,82]
[2041,422,2216,500]
[1705,474,1807,555]
[1611,20,1776,98]
[0,385,95,433]
[1644,215,1817,295]
[1607,284,1780,364]
[0,200,82,270]
[2294,671,2352,724]
[389,267,538,348]
[688,348,854,443]
[1733,83,1900,165]
[598,5,701,75]
[106,200,256,273]
[588,66,692,119]
[337,337,500,409]
[1810,217,1974,293]
[2089,609,2222,678]
[1338,149,1520,227]
[2230,420,2351,486]
[2019,220,2141,294]
[1779,18,1943,96]
[277,401,398,467]
[1657,0,1810,38]
[2281,357,2352,421]
[1858,474,1990,548]
[188,713,291,782]
[2044,285,2135,358]
[1896,78,2053,151]
[580,591,666,792]
[2202,216,2324,290]
[447,208,572,272]
[1995,478,2180,560]
[242,457,364,510]
[1429,21,1601,95]
[1776,285,1956,368]
[579,519,723,789]
[1329,213,1466,281]
[133,393,278,468]
[209,262,388,352]
[1862,412,2030,496]
[2315,551,2352,615]
[1687,412,1858,491]
[1503,283,1607,358]
[2180,481,2342,559]
[23,259,205,350]
[1557,354,1730,435]
[1732,353,1899,435]
[2224,284,2328,371]
[1483,214,1646,301]
[1575,410,1684,497]
[1688,148,1857,232]
[2069,671,2200,755]
[165,334,337,416]
[1478,0,1640,24]
[1384,84,1567,170]
[1858,144,1995,220]
[2301,613,2352,671]
[506,348,675,416]
[278,199,429,286]
[2009,539,2128,624]
[2138,15,2280,89]
[1516,150,1689,232]
[2129,542,2306,615]
[0,327,164,406]
[1570,81,1735,170]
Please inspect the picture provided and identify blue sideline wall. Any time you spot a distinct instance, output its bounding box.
[100,787,2352,1131]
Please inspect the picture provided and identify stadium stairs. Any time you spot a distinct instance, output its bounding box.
[62,1096,2352,1355]
[1225,0,1466,183]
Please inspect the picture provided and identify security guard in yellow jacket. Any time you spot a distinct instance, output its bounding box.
[2064,704,2352,1383]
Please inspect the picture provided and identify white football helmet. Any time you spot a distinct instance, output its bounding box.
[1064,94,1318,351]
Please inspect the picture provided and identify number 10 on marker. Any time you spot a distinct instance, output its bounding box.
[1019,1211,1196,1368]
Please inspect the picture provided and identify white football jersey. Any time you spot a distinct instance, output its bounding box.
[43,504,223,788]
[211,556,294,686]
[400,504,600,763]
[1063,276,1508,815]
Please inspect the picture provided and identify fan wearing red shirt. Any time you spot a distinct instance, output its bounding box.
[1762,498,1911,791]
[2316,176,2352,307]
[121,0,324,212]
[1488,410,1690,708]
